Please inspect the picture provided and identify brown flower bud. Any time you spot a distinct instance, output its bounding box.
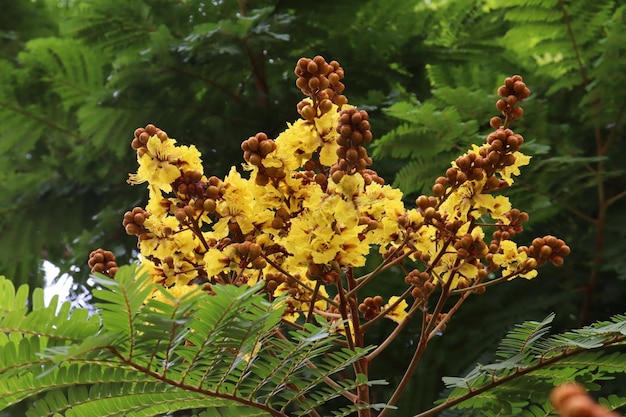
[251,257,267,269]
[432,183,445,197]
[331,170,344,183]
[125,223,139,235]
[424,207,437,220]
[490,117,502,129]
[131,138,142,150]
[145,124,157,135]
[319,99,333,114]
[174,208,187,222]
[203,199,216,212]
[511,106,524,119]
[139,132,150,144]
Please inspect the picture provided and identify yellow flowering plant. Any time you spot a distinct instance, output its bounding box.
[88,56,570,416]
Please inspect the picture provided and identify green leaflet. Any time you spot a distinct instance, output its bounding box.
[0,265,387,417]
[436,312,626,416]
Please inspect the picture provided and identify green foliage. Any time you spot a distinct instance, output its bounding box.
[370,79,491,195]
[0,267,387,416]
[434,313,626,416]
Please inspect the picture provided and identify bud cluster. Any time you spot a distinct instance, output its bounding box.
[173,170,205,199]
[131,124,168,156]
[234,241,266,270]
[454,233,488,264]
[295,55,347,120]
[430,76,531,198]
[414,195,440,222]
[426,312,448,332]
[298,159,329,191]
[485,208,530,265]
[306,262,340,285]
[270,206,291,231]
[358,295,384,320]
[493,75,530,123]
[431,126,524,196]
[330,108,383,185]
[522,235,571,267]
[493,209,529,242]
[88,248,118,278]
[405,269,436,300]
[171,174,224,225]
[122,206,151,238]
[241,132,282,185]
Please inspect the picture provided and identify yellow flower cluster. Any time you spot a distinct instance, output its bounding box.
[122,61,566,328]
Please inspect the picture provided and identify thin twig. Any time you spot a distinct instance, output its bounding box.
[366,301,423,362]
[263,255,339,308]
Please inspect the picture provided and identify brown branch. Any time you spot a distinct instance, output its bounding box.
[351,234,412,290]
[335,277,355,351]
[558,0,588,86]
[365,300,424,362]
[606,189,626,207]
[346,268,371,417]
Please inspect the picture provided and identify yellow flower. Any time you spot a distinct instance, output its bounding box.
[141,216,196,258]
[356,182,405,247]
[215,167,274,236]
[433,254,479,288]
[473,193,511,221]
[500,151,531,185]
[439,180,481,222]
[145,189,175,218]
[328,172,365,199]
[128,136,203,193]
[203,247,233,279]
[269,119,319,171]
[406,208,425,226]
[439,178,511,222]
[315,105,340,166]
[492,240,537,279]
[280,189,369,268]
[411,223,438,261]
[383,296,409,323]
[262,101,340,171]
[138,256,198,287]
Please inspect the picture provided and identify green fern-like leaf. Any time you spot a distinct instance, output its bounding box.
[434,312,626,416]
[17,38,108,112]
[372,64,497,195]
[0,266,387,416]
[392,153,459,195]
